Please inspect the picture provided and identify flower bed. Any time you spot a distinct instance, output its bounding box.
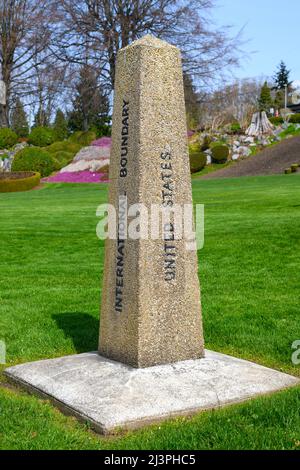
[91,137,112,147]
[42,171,109,184]
[0,171,40,192]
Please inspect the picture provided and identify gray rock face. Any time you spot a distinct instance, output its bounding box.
[61,159,109,173]
[244,136,255,144]
[73,146,110,162]
[0,142,28,173]
[239,146,251,157]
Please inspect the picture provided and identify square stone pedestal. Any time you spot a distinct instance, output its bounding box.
[5,351,299,434]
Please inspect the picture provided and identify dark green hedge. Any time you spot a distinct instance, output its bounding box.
[211,145,229,164]
[270,114,300,125]
[189,142,207,173]
[270,117,284,125]
[0,172,40,192]
[289,113,300,124]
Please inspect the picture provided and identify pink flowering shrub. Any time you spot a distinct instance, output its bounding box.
[91,137,112,148]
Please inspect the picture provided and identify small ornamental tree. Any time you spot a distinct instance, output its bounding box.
[11,98,29,137]
[53,109,68,141]
[258,82,273,114]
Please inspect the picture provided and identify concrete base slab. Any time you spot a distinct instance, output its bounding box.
[5,351,299,434]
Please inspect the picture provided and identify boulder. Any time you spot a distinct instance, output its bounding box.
[73,146,110,162]
[206,155,212,165]
[239,146,251,157]
[61,158,110,173]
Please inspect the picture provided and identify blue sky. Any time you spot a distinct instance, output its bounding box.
[213,0,299,82]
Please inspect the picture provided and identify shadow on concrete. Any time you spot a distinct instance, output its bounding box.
[52,312,99,353]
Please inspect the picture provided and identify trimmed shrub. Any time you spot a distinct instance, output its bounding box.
[0,172,40,192]
[69,130,96,146]
[28,127,55,147]
[47,141,81,156]
[189,142,207,173]
[291,164,299,173]
[211,145,229,164]
[289,113,300,124]
[0,128,18,149]
[230,122,242,134]
[12,147,55,177]
[285,168,292,174]
[269,116,284,125]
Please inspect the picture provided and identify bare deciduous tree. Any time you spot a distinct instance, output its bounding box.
[53,0,244,91]
[0,0,57,126]
[198,78,264,131]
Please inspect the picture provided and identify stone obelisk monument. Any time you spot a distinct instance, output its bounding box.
[99,35,204,368]
[5,36,299,434]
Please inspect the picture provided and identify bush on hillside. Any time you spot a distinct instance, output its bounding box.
[69,130,96,146]
[52,151,74,171]
[230,122,242,134]
[0,128,18,149]
[269,116,284,125]
[12,147,55,177]
[189,142,207,173]
[47,141,81,156]
[211,145,229,164]
[28,127,55,147]
[289,113,300,124]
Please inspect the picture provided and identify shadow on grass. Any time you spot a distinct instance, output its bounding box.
[52,312,99,353]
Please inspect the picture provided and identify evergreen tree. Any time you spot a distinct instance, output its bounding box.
[53,109,68,140]
[11,98,29,137]
[273,61,291,90]
[33,107,49,128]
[68,65,109,132]
[258,81,273,113]
[274,90,285,111]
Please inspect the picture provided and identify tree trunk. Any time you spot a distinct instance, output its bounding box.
[246,111,274,136]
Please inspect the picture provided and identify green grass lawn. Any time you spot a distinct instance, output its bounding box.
[192,161,233,178]
[0,175,300,450]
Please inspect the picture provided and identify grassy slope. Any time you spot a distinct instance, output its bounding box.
[0,176,300,450]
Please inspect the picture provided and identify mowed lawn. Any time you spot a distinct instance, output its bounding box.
[0,174,300,450]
